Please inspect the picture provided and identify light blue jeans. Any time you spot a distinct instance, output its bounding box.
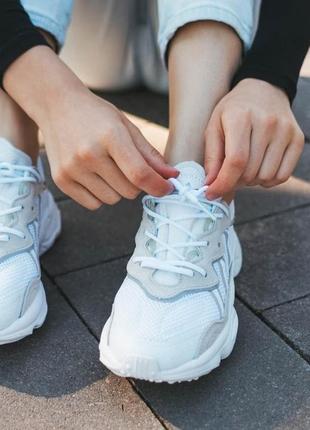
[21,0,261,91]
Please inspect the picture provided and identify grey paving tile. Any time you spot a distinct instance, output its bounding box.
[41,198,141,276]
[293,77,310,140]
[135,302,310,430]
[55,258,128,338]
[0,276,104,397]
[263,296,310,361]
[235,176,310,224]
[55,263,310,430]
[237,205,310,311]
[0,276,162,430]
[0,376,162,430]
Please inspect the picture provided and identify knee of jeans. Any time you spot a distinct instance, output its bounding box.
[157,0,261,62]
[20,0,73,47]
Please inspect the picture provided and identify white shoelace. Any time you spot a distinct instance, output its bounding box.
[133,178,229,277]
[0,162,40,242]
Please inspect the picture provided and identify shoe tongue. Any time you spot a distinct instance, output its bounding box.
[174,161,206,189]
[0,138,32,166]
[152,161,207,287]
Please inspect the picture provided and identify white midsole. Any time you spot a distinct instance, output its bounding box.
[0,283,47,345]
[99,227,242,382]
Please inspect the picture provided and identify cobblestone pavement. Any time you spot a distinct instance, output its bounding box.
[0,77,309,430]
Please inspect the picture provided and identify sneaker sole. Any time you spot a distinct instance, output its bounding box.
[100,306,238,383]
[99,228,242,383]
[0,283,47,345]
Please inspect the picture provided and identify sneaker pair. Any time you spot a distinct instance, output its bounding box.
[0,139,242,383]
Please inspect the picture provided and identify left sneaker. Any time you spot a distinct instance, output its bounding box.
[99,161,242,383]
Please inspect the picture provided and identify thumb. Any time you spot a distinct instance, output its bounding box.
[126,120,179,179]
[204,114,225,185]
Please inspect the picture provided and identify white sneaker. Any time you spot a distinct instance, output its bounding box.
[100,161,242,383]
[0,139,61,345]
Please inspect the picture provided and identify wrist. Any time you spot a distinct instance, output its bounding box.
[236,77,290,104]
[3,46,89,126]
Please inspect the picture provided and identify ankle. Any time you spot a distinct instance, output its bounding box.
[165,134,204,166]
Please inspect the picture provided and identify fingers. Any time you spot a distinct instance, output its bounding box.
[125,119,179,179]
[247,122,304,188]
[206,111,251,199]
[204,112,225,185]
[53,170,102,210]
[240,120,271,185]
[108,124,174,196]
[78,172,122,205]
[53,161,121,208]
[260,129,305,187]
[93,157,140,199]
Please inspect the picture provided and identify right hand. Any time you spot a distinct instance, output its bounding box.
[41,89,177,210]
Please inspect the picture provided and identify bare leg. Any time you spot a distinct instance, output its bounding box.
[165,21,241,170]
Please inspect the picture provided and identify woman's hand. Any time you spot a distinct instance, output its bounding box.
[3,46,177,209]
[204,78,305,199]
[41,89,177,209]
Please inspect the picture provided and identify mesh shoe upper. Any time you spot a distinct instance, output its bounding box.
[0,139,41,331]
[106,161,236,370]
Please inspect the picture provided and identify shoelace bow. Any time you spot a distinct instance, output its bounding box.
[133,177,229,277]
[0,162,40,242]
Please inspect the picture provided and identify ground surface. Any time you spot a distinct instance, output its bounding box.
[0,76,309,430]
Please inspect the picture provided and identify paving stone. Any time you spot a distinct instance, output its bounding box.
[235,174,310,224]
[0,276,104,397]
[237,205,310,310]
[0,276,162,430]
[135,301,310,430]
[0,376,162,430]
[263,296,310,361]
[55,263,310,430]
[55,257,129,338]
[41,198,141,276]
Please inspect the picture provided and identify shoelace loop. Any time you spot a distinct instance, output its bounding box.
[0,162,40,242]
[133,178,229,277]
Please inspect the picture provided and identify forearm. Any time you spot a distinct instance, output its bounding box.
[3,46,89,127]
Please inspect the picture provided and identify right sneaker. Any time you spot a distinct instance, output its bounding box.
[0,138,61,345]
[100,161,242,383]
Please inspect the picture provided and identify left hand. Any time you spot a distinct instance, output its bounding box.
[204,78,305,199]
